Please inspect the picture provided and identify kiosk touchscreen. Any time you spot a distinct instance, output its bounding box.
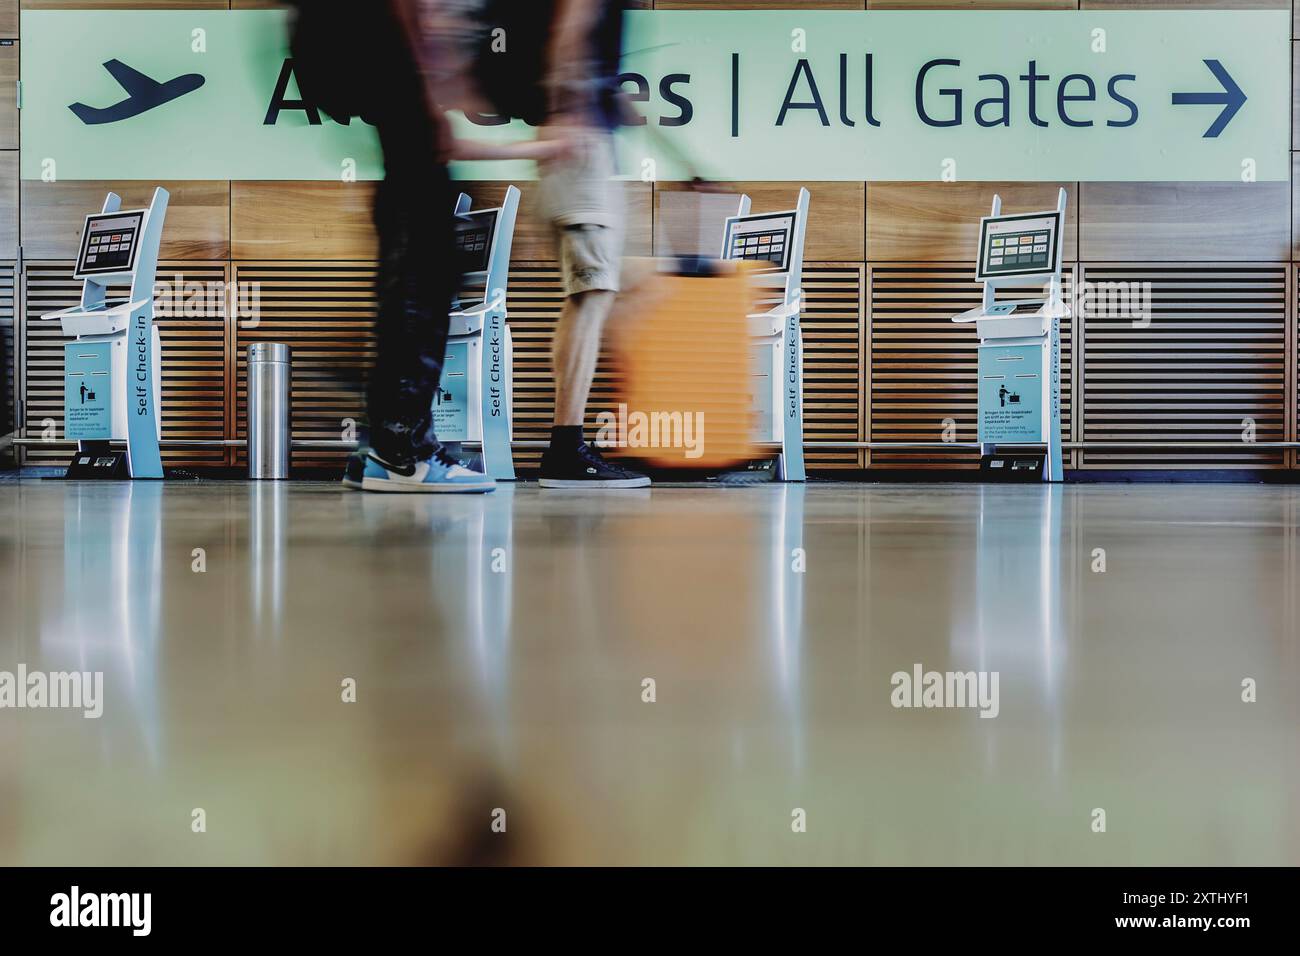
[976,212,1061,281]
[721,189,810,482]
[42,189,168,480]
[724,213,797,272]
[454,211,496,276]
[438,188,520,480]
[952,190,1068,482]
[76,212,145,277]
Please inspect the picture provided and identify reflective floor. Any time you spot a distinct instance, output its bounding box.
[0,478,1296,865]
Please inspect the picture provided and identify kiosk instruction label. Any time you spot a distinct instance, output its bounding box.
[433,343,471,442]
[978,344,1045,444]
[63,341,113,441]
[20,9,1289,182]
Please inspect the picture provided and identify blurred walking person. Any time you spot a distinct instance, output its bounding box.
[289,0,496,492]
[537,0,649,488]
[477,0,649,488]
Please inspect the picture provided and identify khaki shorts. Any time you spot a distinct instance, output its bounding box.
[538,131,627,296]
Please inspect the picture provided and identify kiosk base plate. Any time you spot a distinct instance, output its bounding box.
[65,450,129,479]
[981,451,1046,482]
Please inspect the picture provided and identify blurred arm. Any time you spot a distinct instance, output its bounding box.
[545,0,606,121]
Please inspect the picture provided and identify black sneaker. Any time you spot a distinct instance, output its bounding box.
[539,442,651,489]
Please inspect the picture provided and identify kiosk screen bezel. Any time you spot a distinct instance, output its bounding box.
[74,210,147,279]
[722,211,798,272]
[454,208,499,276]
[976,211,1062,281]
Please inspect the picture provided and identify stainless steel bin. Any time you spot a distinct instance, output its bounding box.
[247,343,291,480]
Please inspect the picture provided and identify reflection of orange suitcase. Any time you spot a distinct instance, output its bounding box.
[615,260,758,470]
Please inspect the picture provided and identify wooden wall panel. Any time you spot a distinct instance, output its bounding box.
[1294,154,1300,261]
[0,2,15,40]
[21,1,227,9]
[462,180,653,261]
[1079,264,1289,469]
[656,1,864,8]
[232,182,375,261]
[0,42,17,150]
[0,151,16,260]
[1079,183,1291,262]
[231,180,646,263]
[870,0,1071,8]
[21,180,229,259]
[655,182,864,261]
[867,182,1077,262]
[1081,0,1289,8]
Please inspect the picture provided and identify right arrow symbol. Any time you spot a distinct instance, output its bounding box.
[1171,59,1246,139]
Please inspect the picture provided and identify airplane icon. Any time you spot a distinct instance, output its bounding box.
[69,59,205,125]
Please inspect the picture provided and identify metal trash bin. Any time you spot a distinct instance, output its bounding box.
[247,343,291,480]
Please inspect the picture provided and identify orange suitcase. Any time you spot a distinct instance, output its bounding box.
[612,260,759,471]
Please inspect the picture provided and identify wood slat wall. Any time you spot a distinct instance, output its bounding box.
[4,0,1299,476]
[0,152,16,262]
[0,261,13,455]
[802,265,864,468]
[0,40,17,150]
[1079,264,1289,469]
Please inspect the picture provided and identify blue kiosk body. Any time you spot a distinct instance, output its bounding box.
[438,187,520,481]
[44,188,168,479]
[952,189,1068,483]
[721,188,811,482]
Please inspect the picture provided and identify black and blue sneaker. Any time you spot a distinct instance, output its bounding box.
[343,446,496,494]
[539,441,650,489]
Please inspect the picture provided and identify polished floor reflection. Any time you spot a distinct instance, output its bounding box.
[0,479,1296,865]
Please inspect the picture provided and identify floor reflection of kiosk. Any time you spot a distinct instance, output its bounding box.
[438,187,520,480]
[44,189,168,479]
[952,189,1068,482]
[721,189,810,482]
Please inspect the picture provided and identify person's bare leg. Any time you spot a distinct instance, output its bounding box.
[552,289,616,426]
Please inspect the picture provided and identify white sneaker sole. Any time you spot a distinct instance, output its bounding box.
[538,477,651,489]
[345,475,495,494]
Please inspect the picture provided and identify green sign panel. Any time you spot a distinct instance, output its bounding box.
[19,9,1290,182]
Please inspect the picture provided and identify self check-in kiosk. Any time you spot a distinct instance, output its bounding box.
[722,188,810,482]
[44,188,168,479]
[437,187,519,480]
[952,189,1068,483]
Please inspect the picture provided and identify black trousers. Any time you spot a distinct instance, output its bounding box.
[291,1,457,465]
[368,131,457,465]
